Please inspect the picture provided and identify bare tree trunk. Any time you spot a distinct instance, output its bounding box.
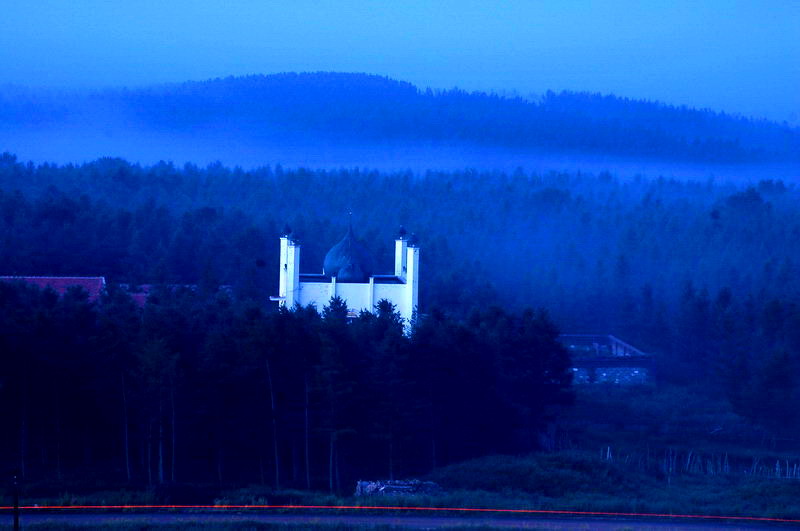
[265,359,280,488]
[158,395,164,484]
[389,437,394,481]
[334,441,341,493]
[328,432,335,492]
[170,386,176,482]
[291,444,299,484]
[147,422,153,486]
[304,377,311,489]
[217,448,223,483]
[55,383,62,481]
[259,452,265,484]
[429,399,437,470]
[122,373,131,482]
[19,399,27,479]
[140,430,146,478]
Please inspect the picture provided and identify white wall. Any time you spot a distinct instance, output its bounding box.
[297,281,332,310]
[335,283,371,313]
[297,280,412,322]
[374,283,407,317]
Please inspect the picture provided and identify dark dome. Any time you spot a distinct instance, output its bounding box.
[323,225,374,283]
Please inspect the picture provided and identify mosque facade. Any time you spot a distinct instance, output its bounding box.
[272,226,419,324]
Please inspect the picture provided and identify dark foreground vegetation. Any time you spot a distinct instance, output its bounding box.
[1,153,800,517]
[0,280,573,488]
[2,388,799,521]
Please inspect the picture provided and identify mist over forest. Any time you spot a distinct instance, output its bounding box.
[2,72,800,417]
[2,71,800,513]
[2,73,799,179]
[2,150,800,375]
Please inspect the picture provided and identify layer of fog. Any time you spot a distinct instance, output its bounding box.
[2,125,798,185]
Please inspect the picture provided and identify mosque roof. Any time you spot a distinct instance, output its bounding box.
[323,225,375,283]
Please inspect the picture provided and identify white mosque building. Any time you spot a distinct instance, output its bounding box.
[271,225,419,324]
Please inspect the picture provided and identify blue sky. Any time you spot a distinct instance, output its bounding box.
[2,1,798,122]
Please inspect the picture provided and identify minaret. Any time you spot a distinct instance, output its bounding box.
[394,226,408,279]
[277,226,300,308]
[404,233,420,324]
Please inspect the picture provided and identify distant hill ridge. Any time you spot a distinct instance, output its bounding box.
[1,72,798,163]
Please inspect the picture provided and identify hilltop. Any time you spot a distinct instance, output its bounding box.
[1,72,799,167]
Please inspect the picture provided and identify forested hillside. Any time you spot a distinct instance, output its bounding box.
[2,150,800,500]
[2,72,799,164]
[1,153,799,437]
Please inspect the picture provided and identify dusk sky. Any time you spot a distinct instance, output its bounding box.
[2,1,799,122]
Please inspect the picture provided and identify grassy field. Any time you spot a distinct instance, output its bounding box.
[427,452,800,518]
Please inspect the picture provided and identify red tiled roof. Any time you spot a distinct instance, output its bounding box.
[0,276,106,302]
[129,292,148,308]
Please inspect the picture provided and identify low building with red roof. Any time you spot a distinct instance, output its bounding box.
[0,276,107,302]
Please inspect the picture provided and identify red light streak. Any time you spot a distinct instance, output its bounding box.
[0,504,798,524]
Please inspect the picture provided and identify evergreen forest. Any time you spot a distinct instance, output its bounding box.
[1,152,800,496]
[1,74,800,517]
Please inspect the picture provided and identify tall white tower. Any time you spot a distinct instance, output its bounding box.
[277,233,300,308]
[271,226,419,325]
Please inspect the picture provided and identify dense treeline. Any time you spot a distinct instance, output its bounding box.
[2,153,800,319]
[2,72,799,163]
[0,281,571,488]
[1,152,800,481]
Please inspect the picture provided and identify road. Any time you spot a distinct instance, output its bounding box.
[2,511,795,530]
